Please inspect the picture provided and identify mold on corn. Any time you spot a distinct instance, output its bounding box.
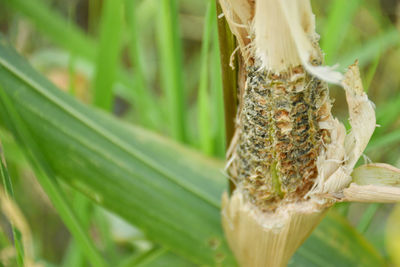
[230,61,332,210]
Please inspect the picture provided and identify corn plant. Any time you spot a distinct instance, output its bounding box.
[0,0,400,266]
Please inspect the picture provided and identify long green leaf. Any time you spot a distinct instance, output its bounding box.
[291,210,385,267]
[338,28,400,69]
[216,3,237,146]
[92,0,124,110]
[0,86,107,267]
[157,0,187,142]
[0,38,386,266]
[321,0,361,64]
[197,1,214,155]
[211,7,226,158]
[119,247,194,267]
[0,37,233,265]
[2,0,159,125]
[0,146,24,267]
[125,0,159,129]
[2,0,96,61]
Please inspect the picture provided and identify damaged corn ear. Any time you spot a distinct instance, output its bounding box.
[232,63,330,210]
[219,0,400,266]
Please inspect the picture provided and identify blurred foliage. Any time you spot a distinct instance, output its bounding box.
[0,0,399,266]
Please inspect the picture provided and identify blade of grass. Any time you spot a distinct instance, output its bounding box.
[67,1,77,97]
[0,38,388,266]
[3,0,160,126]
[363,51,381,93]
[0,228,10,248]
[61,191,92,267]
[92,0,124,111]
[211,6,225,159]
[357,203,381,234]
[334,202,351,217]
[292,210,385,267]
[94,208,118,262]
[321,0,362,65]
[0,37,234,265]
[0,146,24,267]
[135,248,196,267]
[88,0,101,36]
[118,247,166,267]
[197,1,214,155]
[367,127,400,151]
[216,3,237,147]
[68,56,77,96]
[338,28,400,69]
[2,0,96,61]
[0,86,107,267]
[376,94,400,128]
[216,3,237,192]
[119,247,194,267]
[125,0,159,129]
[157,0,187,142]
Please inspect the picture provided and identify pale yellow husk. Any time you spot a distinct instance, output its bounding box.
[222,191,328,267]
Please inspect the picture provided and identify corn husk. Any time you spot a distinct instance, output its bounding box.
[340,184,400,203]
[352,163,400,187]
[222,191,328,267]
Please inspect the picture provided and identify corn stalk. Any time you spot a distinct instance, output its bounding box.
[217,1,400,266]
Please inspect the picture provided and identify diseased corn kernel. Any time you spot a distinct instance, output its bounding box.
[230,62,332,210]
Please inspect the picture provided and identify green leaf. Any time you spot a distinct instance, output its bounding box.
[197,0,214,155]
[0,37,387,266]
[216,3,237,146]
[0,146,24,267]
[321,0,362,65]
[2,0,96,61]
[210,9,226,158]
[0,80,107,267]
[119,247,195,267]
[92,0,124,110]
[0,37,234,265]
[338,28,400,69]
[125,0,159,129]
[2,0,160,126]
[157,0,187,142]
[292,210,386,267]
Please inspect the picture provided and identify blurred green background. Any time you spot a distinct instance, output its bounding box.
[0,0,400,266]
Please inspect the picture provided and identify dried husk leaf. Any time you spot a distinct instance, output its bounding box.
[342,62,376,170]
[352,163,400,187]
[309,62,372,196]
[218,0,253,58]
[341,183,400,203]
[255,0,343,82]
[254,0,302,71]
[310,62,376,196]
[222,191,328,267]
